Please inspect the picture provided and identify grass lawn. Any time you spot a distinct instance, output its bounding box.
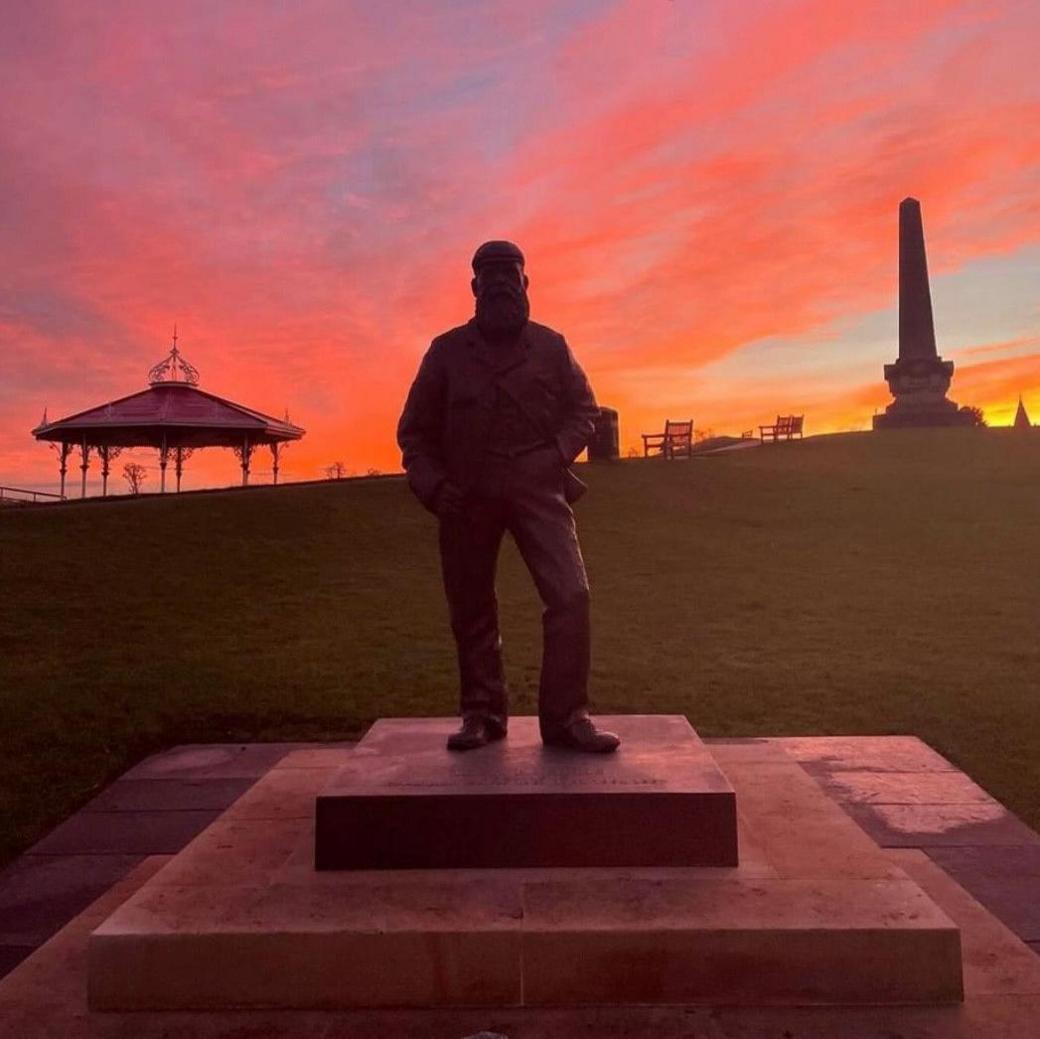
[1,428,1038,866]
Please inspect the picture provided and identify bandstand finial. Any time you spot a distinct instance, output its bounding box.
[149,328,200,386]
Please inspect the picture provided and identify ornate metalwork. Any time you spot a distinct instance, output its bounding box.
[148,329,200,385]
[231,442,257,465]
[172,445,195,493]
[97,444,124,474]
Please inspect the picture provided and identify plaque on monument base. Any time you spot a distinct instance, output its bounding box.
[314,715,739,870]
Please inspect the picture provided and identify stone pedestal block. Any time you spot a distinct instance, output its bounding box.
[314,716,738,870]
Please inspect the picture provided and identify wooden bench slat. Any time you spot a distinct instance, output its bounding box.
[642,419,693,459]
[759,414,805,442]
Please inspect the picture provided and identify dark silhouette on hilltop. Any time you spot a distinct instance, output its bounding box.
[1013,396,1032,431]
[397,241,620,753]
[874,198,975,430]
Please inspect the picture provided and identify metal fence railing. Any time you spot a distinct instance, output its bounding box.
[0,486,65,505]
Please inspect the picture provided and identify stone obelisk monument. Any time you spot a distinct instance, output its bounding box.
[873,197,972,429]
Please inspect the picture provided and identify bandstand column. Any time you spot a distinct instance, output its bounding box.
[270,442,280,485]
[174,447,190,493]
[159,436,170,494]
[79,436,91,499]
[97,445,122,498]
[241,436,252,486]
[56,442,72,499]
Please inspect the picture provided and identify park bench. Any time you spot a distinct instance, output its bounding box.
[759,414,804,442]
[642,419,693,459]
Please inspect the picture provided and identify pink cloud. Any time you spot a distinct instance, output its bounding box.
[2,0,1039,490]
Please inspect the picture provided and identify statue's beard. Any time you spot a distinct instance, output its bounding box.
[475,287,530,339]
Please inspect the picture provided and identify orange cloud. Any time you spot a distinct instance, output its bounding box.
[2,0,1039,491]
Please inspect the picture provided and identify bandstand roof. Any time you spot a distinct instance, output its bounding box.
[32,340,305,450]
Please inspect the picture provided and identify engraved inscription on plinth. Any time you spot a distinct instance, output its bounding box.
[315,715,739,870]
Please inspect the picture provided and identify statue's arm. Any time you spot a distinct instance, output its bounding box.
[397,343,448,511]
[554,338,599,464]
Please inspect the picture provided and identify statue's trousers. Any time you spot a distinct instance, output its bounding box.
[438,446,591,739]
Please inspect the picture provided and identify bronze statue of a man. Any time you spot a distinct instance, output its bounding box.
[397,241,620,754]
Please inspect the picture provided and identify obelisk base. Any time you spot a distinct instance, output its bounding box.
[873,355,974,429]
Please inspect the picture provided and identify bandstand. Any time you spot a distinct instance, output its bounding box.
[32,335,305,498]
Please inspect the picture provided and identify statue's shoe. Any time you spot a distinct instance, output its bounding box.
[446,715,508,752]
[543,716,621,753]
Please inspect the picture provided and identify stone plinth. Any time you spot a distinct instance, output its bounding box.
[314,715,738,870]
[873,355,974,429]
[86,739,964,1010]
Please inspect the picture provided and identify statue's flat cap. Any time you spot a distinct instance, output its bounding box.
[472,240,525,270]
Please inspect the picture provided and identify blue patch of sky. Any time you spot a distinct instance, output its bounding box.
[353,0,614,155]
[695,243,1040,386]
[322,0,618,239]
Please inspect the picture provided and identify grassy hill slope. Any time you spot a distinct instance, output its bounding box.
[1,428,1038,865]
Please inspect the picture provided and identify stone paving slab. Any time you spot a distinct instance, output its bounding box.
[926,844,1040,875]
[83,778,256,813]
[775,735,960,772]
[768,736,1040,954]
[922,873,1040,943]
[28,809,224,856]
[0,742,346,983]
[813,769,997,806]
[886,849,1040,999]
[838,797,1040,848]
[120,743,313,781]
[708,748,905,880]
[0,854,144,945]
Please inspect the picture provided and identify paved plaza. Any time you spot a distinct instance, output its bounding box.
[2,733,1039,1036]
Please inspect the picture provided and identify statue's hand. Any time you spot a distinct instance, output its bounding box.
[435,481,466,519]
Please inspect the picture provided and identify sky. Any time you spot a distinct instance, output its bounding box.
[2,0,1038,493]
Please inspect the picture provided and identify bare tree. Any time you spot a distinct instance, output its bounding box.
[123,461,148,495]
[325,461,347,480]
[365,467,381,477]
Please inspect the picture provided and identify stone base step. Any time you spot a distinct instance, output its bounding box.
[87,728,963,1010]
[89,872,961,1009]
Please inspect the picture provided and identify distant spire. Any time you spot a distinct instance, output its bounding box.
[1013,395,1032,431]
